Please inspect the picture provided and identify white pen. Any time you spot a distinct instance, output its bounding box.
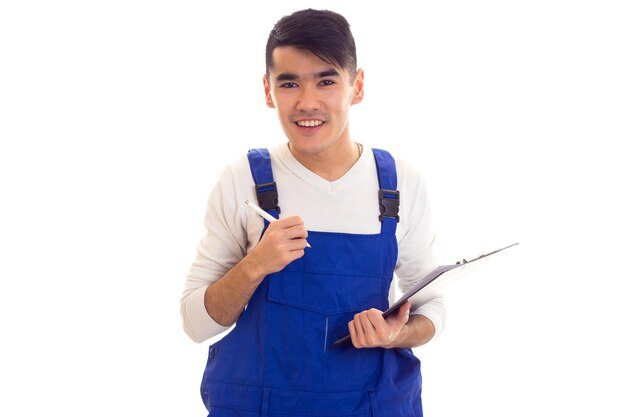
[244,200,311,248]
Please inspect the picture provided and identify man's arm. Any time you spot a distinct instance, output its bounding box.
[204,216,308,326]
[181,158,311,341]
[348,301,435,349]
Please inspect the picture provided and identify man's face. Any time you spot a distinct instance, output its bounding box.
[264,46,364,158]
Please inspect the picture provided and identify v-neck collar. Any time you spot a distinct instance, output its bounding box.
[274,142,373,194]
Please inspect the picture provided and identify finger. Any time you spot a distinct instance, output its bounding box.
[356,312,379,346]
[386,302,410,326]
[366,309,392,338]
[399,301,411,315]
[262,223,306,246]
[283,237,308,252]
[275,216,304,228]
[285,225,308,241]
[368,309,401,345]
[358,311,380,345]
[283,224,309,250]
[288,249,305,260]
[348,320,364,349]
[348,320,360,348]
[353,313,367,346]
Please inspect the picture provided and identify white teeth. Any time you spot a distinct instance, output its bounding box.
[297,120,323,127]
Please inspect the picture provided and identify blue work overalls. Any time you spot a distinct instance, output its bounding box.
[200,148,423,417]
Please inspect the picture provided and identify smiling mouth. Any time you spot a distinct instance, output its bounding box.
[295,120,325,128]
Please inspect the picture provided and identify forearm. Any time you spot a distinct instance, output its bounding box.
[204,255,266,327]
[204,217,309,326]
[390,314,435,349]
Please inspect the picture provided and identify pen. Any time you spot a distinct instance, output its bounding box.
[244,200,311,248]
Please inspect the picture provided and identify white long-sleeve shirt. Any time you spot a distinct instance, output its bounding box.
[181,143,446,343]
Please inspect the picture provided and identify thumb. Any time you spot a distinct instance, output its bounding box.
[388,301,411,327]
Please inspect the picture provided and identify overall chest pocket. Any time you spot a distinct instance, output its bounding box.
[267,230,396,315]
[267,269,386,316]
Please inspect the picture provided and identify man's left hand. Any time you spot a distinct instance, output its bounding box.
[348,301,411,349]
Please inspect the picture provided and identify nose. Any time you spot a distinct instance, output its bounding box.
[296,84,320,112]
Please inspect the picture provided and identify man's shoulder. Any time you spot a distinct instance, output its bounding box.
[368,148,424,183]
[220,152,251,176]
[394,157,422,178]
[217,144,286,183]
[390,154,428,196]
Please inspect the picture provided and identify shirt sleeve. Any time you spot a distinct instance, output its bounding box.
[394,159,447,339]
[180,165,248,343]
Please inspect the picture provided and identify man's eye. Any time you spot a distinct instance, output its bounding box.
[320,80,335,86]
[280,82,298,88]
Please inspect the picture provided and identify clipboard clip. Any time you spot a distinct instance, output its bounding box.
[455,243,520,265]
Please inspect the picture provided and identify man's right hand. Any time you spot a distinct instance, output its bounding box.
[245,216,309,278]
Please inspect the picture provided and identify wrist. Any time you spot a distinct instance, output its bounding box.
[384,324,409,349]
[393,315,435,349]
[238,254,268,284]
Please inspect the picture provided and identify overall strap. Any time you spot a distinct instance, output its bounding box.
[372,148,400,235]
[247,148,280,224]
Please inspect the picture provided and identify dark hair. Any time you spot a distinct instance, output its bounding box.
[265,9,357,81]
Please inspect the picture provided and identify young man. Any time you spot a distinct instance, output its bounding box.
[181,9,445,416]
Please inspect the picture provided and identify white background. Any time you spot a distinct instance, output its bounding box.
[1,1,625,416]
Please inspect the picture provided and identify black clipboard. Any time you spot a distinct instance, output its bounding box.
[332,243,519,347]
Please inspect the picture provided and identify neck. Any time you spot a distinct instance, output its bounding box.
[288,140,361,182]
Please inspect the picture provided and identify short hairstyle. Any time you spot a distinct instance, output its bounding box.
[265,9,357,81]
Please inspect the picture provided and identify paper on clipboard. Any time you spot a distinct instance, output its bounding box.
[332,243,519,347]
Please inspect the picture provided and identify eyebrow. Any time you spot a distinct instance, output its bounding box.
[275,69,341,82]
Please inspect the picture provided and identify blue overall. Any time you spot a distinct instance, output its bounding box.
[200,149,423,417]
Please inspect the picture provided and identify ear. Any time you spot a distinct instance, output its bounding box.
[263,75,275,108]
[351,68,365,105]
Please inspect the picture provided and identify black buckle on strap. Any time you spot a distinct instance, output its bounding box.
[255,181,281,214]
[378,189,400,222]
